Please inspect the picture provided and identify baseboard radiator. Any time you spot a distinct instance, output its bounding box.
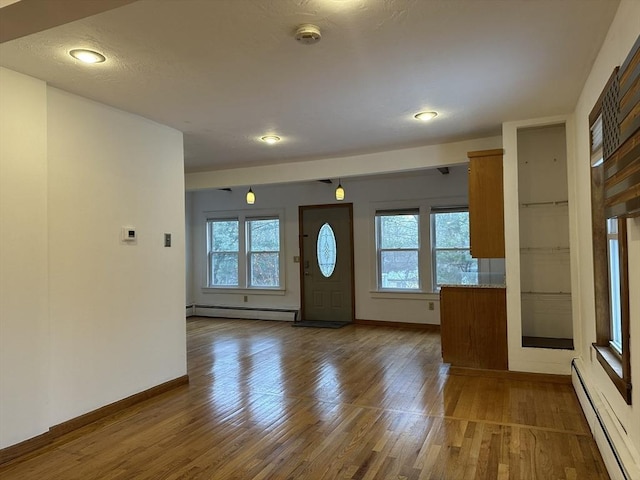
[191,304,298,322]
[571,359,639,480]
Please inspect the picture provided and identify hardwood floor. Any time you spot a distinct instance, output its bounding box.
[0,317,608,479]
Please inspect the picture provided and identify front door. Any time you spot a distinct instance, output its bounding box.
[299,204,354,323]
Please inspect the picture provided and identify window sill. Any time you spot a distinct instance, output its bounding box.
[370,290,440,300]
[593,343,632,405]
[202,287,286,296]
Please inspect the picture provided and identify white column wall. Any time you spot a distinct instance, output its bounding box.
[47,88,187,425]
[0,68,50,447]
[0,68,187,448]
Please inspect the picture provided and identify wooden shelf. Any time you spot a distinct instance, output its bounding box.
[521,291,571,296]
[520,200,568,208]
[520,247,570,253]
[522,336,574,350]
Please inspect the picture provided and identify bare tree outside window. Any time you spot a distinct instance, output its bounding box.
[376,211,420,289]
[207,216,281,289]
[432,210,477,287]
[248,218,280,287]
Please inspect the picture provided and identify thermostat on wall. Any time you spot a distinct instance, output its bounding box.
[122,227,137,242]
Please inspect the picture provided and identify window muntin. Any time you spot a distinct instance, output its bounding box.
[375,210,420,290]
[431,209,477,287]
[247,218,280,287]
[206,215,281,289]
[208,219,239,286]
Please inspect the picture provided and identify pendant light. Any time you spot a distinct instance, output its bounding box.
[335,180,345,201]
[246,187,255,205]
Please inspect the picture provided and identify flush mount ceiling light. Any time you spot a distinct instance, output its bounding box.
[69,49,106,64]
[260,135,281,145]
[414,111,438,121]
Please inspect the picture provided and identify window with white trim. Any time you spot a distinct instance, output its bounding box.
[206,215,281,289]
[606,218,622,354]
[375,209,420,290]
[208,219,240,286]
[247,218,280,287]
[431,208,477,288]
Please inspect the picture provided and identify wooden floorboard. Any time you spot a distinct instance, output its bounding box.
[0,317,609,479]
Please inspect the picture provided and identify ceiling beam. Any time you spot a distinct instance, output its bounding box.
[0,0,139,44]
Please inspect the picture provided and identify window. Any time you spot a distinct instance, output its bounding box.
[375,210,420,290]
[208,219,239,286]
[431,208,477,288]
[317,223,337,278]
[207,215,281,289]
[606,218,622,354]
[589,65,632,404]
[247,218,280,287]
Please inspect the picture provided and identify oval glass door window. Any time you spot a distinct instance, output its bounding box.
[317,223,337,277]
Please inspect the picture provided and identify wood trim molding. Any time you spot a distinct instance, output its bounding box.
[354,318,440,331]
[448,366,571,384]
[466,148,504,158]
[591,165,611,345]
[619,219,631,385]
[0,431,52,466]
[593,345,632,404]
[0,375,189,466]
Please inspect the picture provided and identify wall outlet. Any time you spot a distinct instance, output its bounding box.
[428,302,435,311]
[244,295,248,303]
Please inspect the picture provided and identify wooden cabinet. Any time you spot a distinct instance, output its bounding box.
[468,149,505,258]
[440,286,508,370]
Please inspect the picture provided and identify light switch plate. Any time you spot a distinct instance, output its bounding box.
[121,227,137,243]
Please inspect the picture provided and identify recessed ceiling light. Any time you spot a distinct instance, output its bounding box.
[69,49,106,64]
[261,135,281,144]
[414,111,438,121]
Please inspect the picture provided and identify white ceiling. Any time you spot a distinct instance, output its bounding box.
[0,0,620,173]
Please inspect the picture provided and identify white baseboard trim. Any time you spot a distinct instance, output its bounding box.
[571,359,640,480]
[192,304,298,322]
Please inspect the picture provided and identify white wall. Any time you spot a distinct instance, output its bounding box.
[0,69,187,448]
[188,166,474,325]
[47,88,187,425]
[570,0,640,470]
[0,68,50,447]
